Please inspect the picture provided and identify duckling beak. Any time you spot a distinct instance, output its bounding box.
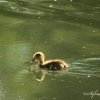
[30,58,35,63]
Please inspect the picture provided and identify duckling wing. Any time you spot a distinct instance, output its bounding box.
[42,60,67,70]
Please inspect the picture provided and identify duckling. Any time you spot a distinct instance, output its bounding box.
[30,52,69,71]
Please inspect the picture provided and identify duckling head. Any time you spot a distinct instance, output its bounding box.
[31,52,45,63]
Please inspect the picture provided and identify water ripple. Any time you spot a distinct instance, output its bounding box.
[70,57,100,77]
[0,0,100,22]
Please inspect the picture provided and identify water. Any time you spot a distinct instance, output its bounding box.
[0,0,100,100]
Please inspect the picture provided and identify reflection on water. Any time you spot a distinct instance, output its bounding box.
[0,0,100,100]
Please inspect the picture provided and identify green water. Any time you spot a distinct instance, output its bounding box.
[0,0,100,100]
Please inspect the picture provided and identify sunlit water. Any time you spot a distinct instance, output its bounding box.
[0,0,100,100]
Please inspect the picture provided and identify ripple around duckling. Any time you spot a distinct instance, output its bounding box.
[69,57,100,78]
[25,57,100,79]
[18,56,100,82]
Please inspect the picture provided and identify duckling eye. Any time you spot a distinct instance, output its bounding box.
[35,54,41,58]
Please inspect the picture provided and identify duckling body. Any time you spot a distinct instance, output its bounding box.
[40,60,68,70]
[31,52,69,71]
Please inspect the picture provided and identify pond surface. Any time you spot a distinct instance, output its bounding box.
[0,0,100,100]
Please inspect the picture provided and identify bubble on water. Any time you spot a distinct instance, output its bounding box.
[92,30,96,33]
[75,18,78,21]
[38,16,41,19]
[91,52,95,55]
[39,97,47,100]
[21,83,25,86]
[53,97,56,100]
[51,78,54,80]
[40,22,42,24]
[87,74,91,78]
[79,81,82,83]
[82,55,86,57]
[49,4,53,8]
[18,95,24,100]
[90,22,93,25]
[4,90,7,94]
[20,1,24,5]
[10,6,16,10]
[70,0,73,2]
[66,85,69,87]
[51,78,56,81]
[18,96,21,98]
[91,13,94,16]
[82,46,86,49]
[61,80,64,82]
[54,0,57,1]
